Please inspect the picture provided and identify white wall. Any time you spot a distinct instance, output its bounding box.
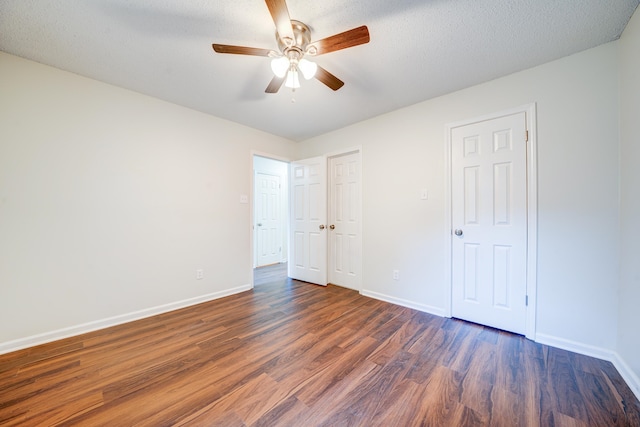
[2,27,637,396]
[0,52,294,350]
[1,20,637,396]
[253,155,289,265]
[618,7,640,394]
[296,43,621,352]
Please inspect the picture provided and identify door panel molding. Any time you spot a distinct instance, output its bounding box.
[444,104,538,340]
[287,147,362,290]
[254,171,282,267]
[289,156,328,285]
[328,151,362,290]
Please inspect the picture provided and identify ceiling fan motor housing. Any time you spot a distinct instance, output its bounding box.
[277,20,316,57]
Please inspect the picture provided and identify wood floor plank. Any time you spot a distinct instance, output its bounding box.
[490,385,526,426]
[366,318,424,366]
[409,364,467,426]
[553,411,590,427]
[294,336,381,406]
[0,264,639,426]
[546,346,590,423]
[366,379,432,427]
[574,368,632,426]
[290,359,381,427]
[265,327,353,382]
[250,395,310,427]
[314,349,422,426]
[459,341,496,419]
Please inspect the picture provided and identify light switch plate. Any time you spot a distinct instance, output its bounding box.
[239,194,249,204]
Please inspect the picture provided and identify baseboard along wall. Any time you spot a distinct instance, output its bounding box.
[0,284,252,356]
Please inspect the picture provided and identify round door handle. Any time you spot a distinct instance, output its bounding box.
[329,224,335,230]
[454,229,463,236]
[319,224,325,230]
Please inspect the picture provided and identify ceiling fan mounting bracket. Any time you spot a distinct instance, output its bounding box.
[277,20,314,56]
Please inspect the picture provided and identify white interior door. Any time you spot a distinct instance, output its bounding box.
[255,172,282,267]
[289,156,327,285]
[451,111,528,334]
[328,152,361,290]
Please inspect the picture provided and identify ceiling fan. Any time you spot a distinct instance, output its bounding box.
[212,0,370,93]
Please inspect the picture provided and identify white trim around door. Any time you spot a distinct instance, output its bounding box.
[250,151,292,289]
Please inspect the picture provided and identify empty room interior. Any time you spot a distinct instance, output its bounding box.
[1,0,640,425]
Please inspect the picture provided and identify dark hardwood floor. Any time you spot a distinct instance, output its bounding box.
[1,264,639,426]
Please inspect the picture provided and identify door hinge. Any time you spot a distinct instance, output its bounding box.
[525,130,529,142]
[525,295,529,306]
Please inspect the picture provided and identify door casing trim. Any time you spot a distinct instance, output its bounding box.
[250,151,293,289]
[443,103,538,340]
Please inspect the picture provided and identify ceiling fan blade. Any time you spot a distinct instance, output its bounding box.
[307,25,370,56]
[315,66,344,91]
[265,75,286,93]
[212,44,276,57]
[265,0,294,41]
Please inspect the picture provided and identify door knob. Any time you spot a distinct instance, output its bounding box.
[257,223,262,227]
[319,224,325,230]
[329,224,335,230]
[454,229,463,236]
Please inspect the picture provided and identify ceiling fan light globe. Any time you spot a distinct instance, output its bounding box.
[298,59,317,80]
[271,57,289,78]
[285,70,301,89]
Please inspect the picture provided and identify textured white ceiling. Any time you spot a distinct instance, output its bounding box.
[1,0,638,141]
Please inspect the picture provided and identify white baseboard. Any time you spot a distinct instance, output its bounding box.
[0,284,252,356]
[536,333,640,402]
[610,352,640,402]
[360,289,446,317]
[535,333,617,361]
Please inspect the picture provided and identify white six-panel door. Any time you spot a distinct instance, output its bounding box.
[255,172,282,267]
[328,153,361,290]
[451,112,528,334]
[289,156,328,285]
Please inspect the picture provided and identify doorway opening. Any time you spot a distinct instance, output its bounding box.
[253,155,289,285]
[251,149,362,291]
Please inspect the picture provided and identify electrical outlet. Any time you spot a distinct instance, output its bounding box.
[196,269,204,280]
[393,270,399,280]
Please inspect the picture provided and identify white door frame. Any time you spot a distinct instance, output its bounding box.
[444,104,538,340]
[250,151,292,288]
[250,148,362,290]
